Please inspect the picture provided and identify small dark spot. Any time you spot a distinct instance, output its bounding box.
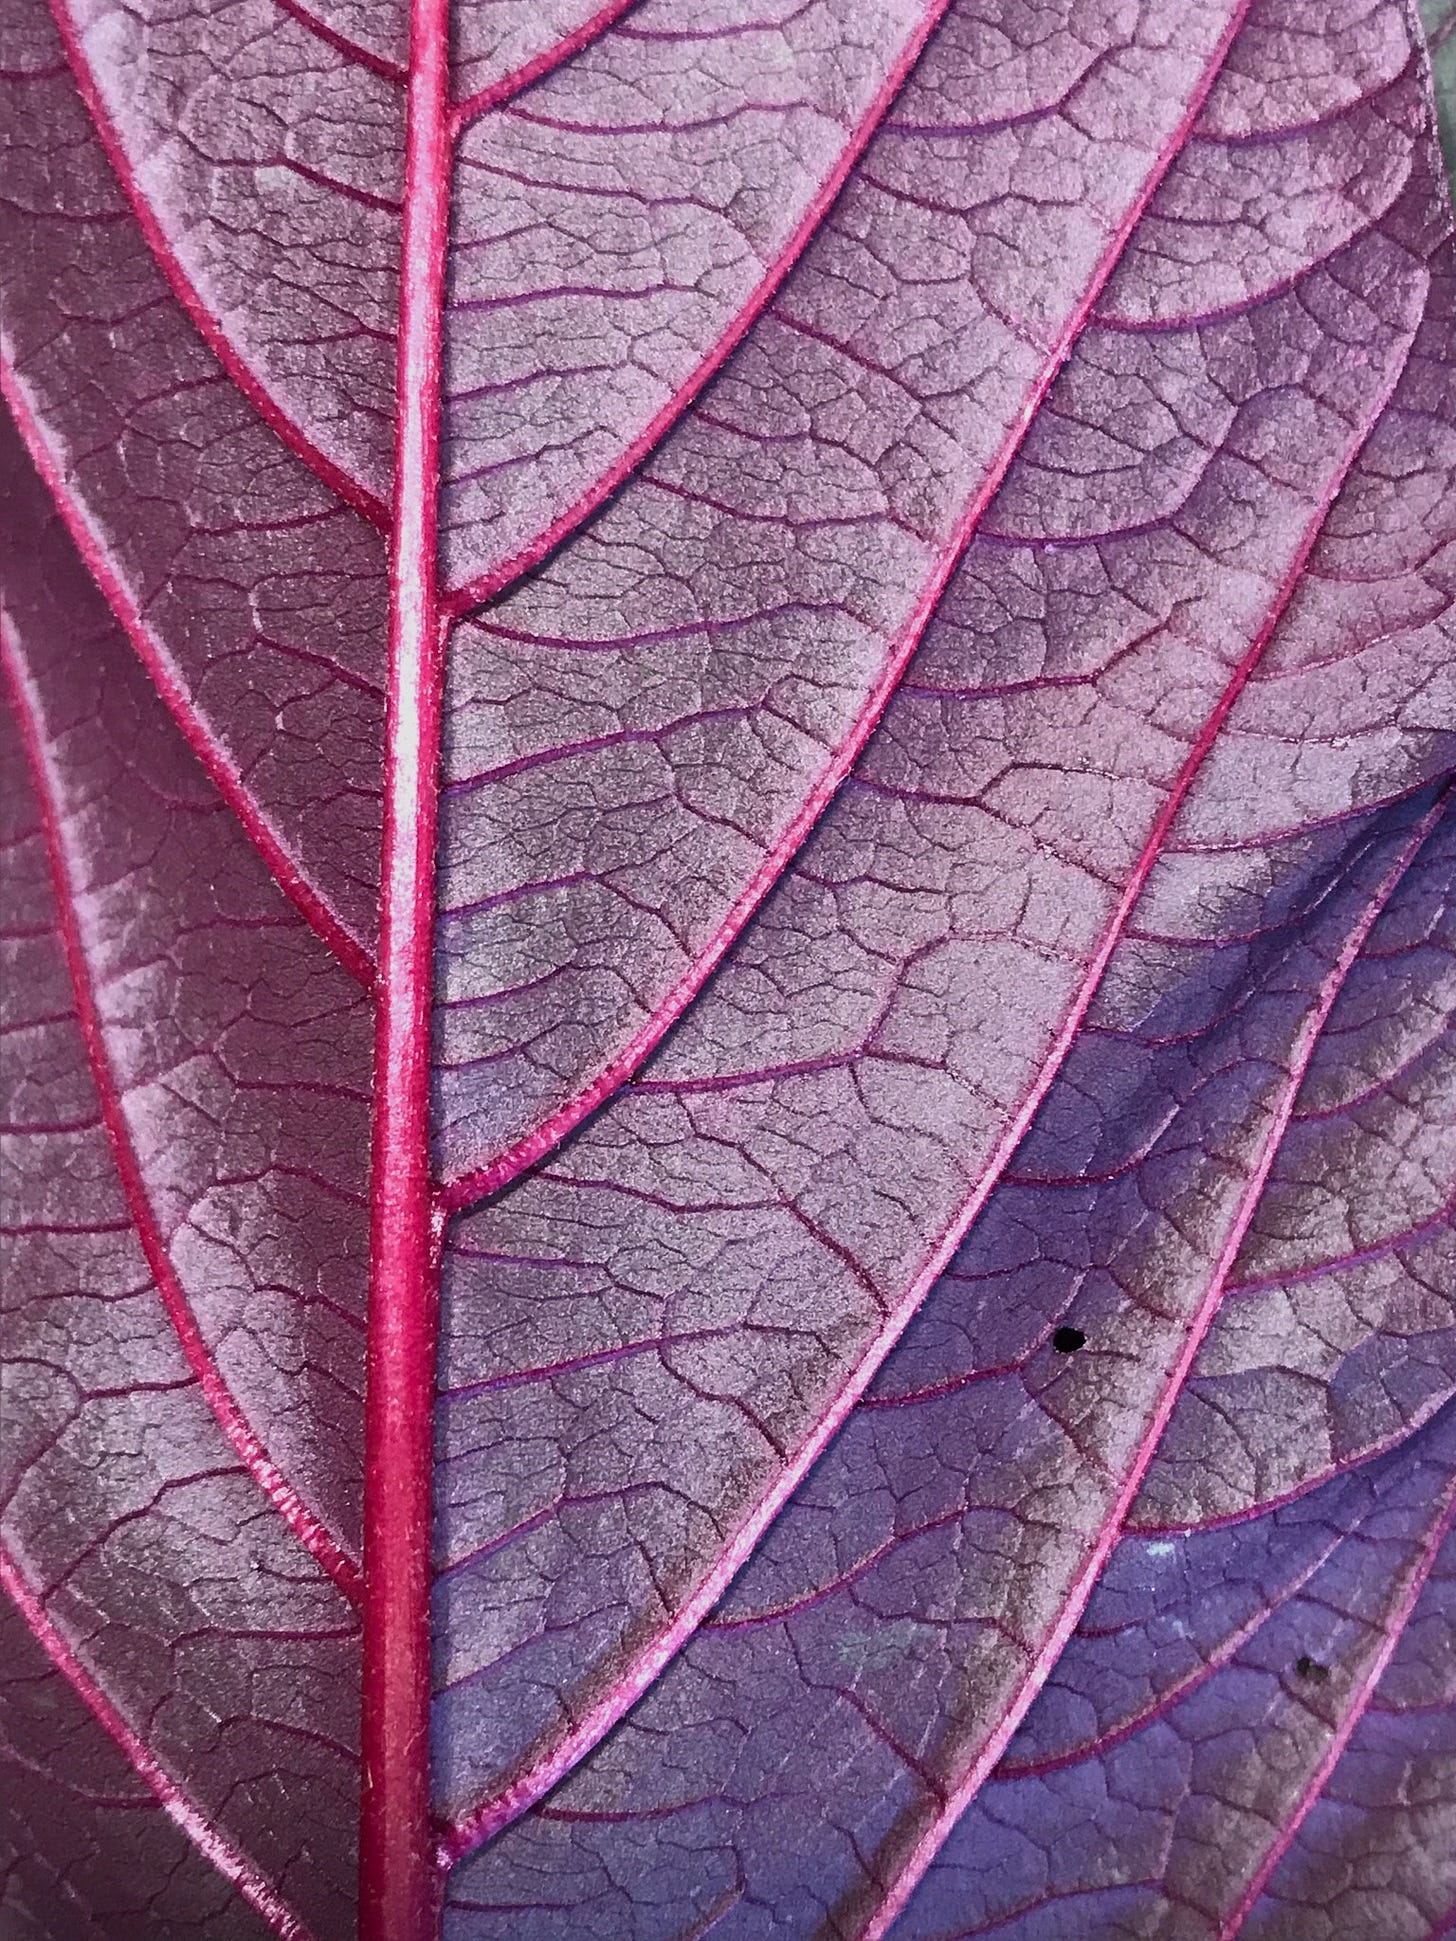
[1295,1655,1330,1685]
[1052,1326,1086,1355]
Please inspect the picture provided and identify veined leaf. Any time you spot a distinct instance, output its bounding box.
[0,425,365,1939]
[1,1,1452,1937]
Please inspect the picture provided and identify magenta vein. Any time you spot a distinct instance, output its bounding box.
[853,690,1447,1941]
[0,1542,320,1941]
[1217,1466,1456,1938]
[0,364,377,991]
[439,0,1255,1214]
[0,617,364,1608]
[42,0,391,530]
[449,0,643,137]
[272,0,408,84]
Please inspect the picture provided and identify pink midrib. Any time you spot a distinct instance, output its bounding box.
[0,617,365,1609]
[356,0,452,1931]
[0,1543,318,1941]
[439,185,1416,1867]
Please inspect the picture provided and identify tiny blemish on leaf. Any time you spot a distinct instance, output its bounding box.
[1296,1655,1331,1684]
[833,1620,920,1676]
[1052,1326,1086,1354]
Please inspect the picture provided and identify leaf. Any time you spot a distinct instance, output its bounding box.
[0,422,365,1940]
[433,0,1453,1861]
[441,782,1456,1937]
[0,1590,275,1940]
[0,0,389,967]
[890,1412,1456,1941]
[1,1,1454,1938]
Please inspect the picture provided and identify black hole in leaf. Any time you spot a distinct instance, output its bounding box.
[1052,1326,1086,1355]
[1296,1655,1330,1684]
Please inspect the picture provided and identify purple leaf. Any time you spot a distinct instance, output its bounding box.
[439,652,1456,1935]
[0,426,364,1939]
[433,0,1452,1866]
[1,0,1453,1936]
[0,1591,276,1940]
[890,1407,1456,1941]
[0,0,388,967]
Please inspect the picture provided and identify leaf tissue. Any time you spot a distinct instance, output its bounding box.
[1,0,1454,1936]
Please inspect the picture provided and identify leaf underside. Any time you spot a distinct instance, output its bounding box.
[1,1,1454,1939]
